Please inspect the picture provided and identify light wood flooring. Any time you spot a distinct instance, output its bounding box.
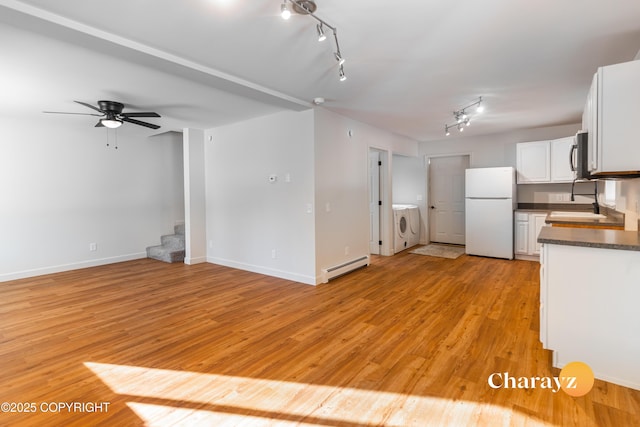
[1,252,638,426]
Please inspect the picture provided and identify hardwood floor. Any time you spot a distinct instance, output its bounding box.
[1,252,638,426]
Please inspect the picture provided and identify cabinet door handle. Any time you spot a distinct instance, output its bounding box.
[569,144,577,172]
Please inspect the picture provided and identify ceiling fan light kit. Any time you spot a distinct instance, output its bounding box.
[444,96,484,136]
[101,118,122,129]
[280,0,346,82]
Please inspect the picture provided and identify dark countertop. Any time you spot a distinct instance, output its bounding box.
[538,226,640,251]
[517,203,595,212]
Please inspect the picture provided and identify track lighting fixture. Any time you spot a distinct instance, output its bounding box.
[281,2,291,19]
[445,96,484,136]
[280,0,347,82]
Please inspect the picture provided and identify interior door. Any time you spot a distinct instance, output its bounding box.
[428,155,469,245]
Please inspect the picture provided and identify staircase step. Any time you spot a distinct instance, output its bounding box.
[174,223,185,235]
[161,234,185,249]
[146,245,185,263]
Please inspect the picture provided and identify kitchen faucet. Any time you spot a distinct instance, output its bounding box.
[592,180,600,214]
[570,179,600,214]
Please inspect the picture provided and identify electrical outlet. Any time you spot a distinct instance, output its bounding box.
[89,243,97,251]
[271,249,277,259]
[345,246,350,255]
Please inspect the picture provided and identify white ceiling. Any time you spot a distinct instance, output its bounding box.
[1,0,639,141]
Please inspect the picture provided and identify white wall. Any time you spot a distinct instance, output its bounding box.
[313,108,419,276]
[204,108,420,285]
[419,123,581,168]
[392,155,427,243]
[205,110,317,284]
[517,182,598,205]
[0,117,185,281]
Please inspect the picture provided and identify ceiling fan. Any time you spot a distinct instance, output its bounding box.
[45,100,161,129]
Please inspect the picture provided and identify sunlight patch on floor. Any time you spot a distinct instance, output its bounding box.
[85,362,555,426]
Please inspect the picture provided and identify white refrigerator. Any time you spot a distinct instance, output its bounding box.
[465,167,516,260]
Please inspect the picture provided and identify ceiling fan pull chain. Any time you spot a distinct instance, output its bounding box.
[114,130,118,150]
[106,130,110,148]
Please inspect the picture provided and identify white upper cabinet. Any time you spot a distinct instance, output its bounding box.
[516,141,550,183]
[516,137,574,184]
[585,60,640,174]
[550,137,575,182]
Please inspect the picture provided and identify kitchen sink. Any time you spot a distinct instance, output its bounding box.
[548,211,606,219]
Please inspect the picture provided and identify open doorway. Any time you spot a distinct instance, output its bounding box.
[427,155,470,245]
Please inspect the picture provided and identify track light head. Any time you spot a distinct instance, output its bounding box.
[339,66,347,82]
[316,23,326,42]
[476,96,484,113]
[445,125,450,136]
[334,51,345,66]
[281,2,291,19]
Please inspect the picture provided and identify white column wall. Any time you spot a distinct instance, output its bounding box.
[183,128,207,264]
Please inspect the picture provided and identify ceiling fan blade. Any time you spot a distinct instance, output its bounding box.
[74,100,103,113]
[121,117,161,129]
[121,112,161,118]
[43,111,103,116]
[95,120,104,128]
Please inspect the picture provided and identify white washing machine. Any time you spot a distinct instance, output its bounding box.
[404,205,420,248]
[392,205,408,253]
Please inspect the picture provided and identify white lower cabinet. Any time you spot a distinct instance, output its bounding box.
[514,211,547,259]
[539,243,640,390]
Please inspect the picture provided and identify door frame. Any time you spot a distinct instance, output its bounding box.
[425,153,472,245]
[369,147,392,256]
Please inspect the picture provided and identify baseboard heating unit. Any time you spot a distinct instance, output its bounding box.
[320,255,370,283]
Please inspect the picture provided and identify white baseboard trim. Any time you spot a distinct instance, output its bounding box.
[207,256,317,286]
[0,252,147,283]
[184,256,207,265]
